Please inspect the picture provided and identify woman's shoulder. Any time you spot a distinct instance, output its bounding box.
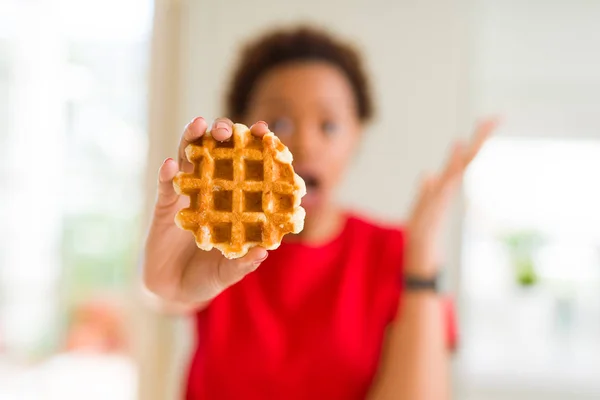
[343,211,406,283]
[346,211,404,234]
[344,211,406,249]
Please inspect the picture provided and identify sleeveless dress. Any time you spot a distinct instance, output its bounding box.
[185,214,406,400]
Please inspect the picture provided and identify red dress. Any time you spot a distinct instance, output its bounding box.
[186,214,405,400]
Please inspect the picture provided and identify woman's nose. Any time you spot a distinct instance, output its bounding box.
[289,124,320,163]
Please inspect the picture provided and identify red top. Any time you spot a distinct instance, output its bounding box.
[186,214,405,400]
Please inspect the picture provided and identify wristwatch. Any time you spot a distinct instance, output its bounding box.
[403,273,438,292]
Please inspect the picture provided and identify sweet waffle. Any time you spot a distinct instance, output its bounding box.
[173,123,306,259]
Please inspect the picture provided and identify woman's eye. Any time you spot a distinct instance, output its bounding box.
[270,118,293,135]
[322,121,338,135]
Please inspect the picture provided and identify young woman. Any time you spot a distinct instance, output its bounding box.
[143,27,495,400]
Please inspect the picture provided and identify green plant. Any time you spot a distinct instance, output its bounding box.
[501,230,544,287]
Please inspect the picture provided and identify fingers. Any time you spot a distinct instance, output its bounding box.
[210,117,234,141]
[436,116,499,190]
[409,172,437,221]
[156,157,180,207]
[179,117,208,167]
[178,118,268,168]
[464,117,499,166]
[216,247,269,287]
[438,141,466,189]
[250,121,270,137]
[407,117,499,254]
[415,173,437,205]
[211,118,268,140]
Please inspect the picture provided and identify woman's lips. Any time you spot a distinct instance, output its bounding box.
[301,189,319,209]
[297,172,321,209]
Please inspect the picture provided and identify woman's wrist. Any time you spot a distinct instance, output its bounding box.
[403,273,439,293]
[403,242,439,279]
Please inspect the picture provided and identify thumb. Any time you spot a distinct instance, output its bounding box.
[156,157,179,208]
[217,247,269,287]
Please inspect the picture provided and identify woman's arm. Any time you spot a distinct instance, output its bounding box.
[369,292,448,400]
[369,118,497,400]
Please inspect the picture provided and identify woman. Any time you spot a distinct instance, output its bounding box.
[144,27,495,400]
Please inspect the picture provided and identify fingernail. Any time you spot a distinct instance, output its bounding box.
[256,120,268,127]
[163,157,173,164]
[191,116,205,125]
[215,121,230,132]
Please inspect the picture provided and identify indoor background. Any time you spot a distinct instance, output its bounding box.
[1,0,599,399]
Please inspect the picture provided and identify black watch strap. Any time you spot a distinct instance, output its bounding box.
[403,274,438,292]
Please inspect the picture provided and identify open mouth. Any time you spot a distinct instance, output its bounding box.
[302,174,320,191]
[295,169,322,208]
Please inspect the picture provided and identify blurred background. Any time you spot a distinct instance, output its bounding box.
[1,0,599,399]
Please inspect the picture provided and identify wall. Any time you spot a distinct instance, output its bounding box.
[470,0,600,137]
[181,0,471,220]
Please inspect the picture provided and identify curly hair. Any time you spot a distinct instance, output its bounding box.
[225,26,374,122]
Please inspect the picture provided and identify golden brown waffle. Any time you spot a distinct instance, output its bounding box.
[173,123,306,259]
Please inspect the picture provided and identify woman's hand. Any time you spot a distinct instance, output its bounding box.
[404,118,498,278]
[143,117,271,307]
[370,118,499,400]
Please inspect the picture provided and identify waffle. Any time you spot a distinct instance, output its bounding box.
[173,123,306,259]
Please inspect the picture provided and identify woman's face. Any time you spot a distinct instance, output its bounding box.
[244,61,362,213]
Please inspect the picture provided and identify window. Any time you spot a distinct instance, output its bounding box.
[0,1,153,398]
[459,136,600,395]
[458,2,600,397]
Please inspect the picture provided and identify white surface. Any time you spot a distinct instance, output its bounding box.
[0,354,137,400]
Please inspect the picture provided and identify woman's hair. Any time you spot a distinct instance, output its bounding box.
[226,26,374,122]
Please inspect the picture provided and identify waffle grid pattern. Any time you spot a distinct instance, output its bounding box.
[173,124,305,259]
